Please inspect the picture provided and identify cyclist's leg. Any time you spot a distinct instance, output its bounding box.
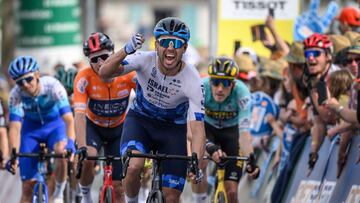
[19,121,43,201]
[219,125,242,203]
[103,123,125,203]
[120,110,150,202]
[47,118,69,201]
[153,121,187,203]
[192,122,214,202]
[78,118,103,202]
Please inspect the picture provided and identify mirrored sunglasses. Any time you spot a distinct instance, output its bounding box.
[158,38,185,49]
[210,78,233,87]
[16,75,35,86]
[304,50,324,59]
[90,54,110,63]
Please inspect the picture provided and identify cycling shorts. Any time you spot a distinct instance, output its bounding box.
[205,122,243,182]
[19,118,67,181]
[120,109,187,191]
[86,118,123,180]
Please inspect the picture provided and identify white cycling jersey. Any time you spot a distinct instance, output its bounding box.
[121,51,204,124]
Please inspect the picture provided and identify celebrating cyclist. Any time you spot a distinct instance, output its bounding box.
[192,57,260,203]
[99,17,205,203]
[73,32,136,203]
[7,56,76,203]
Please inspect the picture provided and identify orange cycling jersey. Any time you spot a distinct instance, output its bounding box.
[73,67,136,128]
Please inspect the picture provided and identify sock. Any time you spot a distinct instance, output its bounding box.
[53,181,66,198]
[125,194,138,203]
[192,192,207,203]
[79,183,93,203]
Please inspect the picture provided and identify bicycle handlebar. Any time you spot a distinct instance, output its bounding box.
[121,149,203,183]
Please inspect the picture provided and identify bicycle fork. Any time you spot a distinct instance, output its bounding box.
[214,169,228,203]
[100,163,116,203]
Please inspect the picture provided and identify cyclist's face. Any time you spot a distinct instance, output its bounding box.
[155,36,187,71]
[16,72,39,96]
[345,53,360,77]
[305,48,330,75]
[89,50,111,74]
[210,78,233,103]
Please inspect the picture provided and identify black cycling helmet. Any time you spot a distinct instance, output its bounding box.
[153,17,190,42]
[208,57,239,80]
[83,32,114,57]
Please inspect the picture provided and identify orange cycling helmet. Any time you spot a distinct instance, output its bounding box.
[83,32,114,57]
[303,33,333,53]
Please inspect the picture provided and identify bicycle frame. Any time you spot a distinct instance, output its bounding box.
[213,168,227,203]
[32,161,49,203]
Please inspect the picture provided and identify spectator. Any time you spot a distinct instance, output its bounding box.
[338,7,360,34]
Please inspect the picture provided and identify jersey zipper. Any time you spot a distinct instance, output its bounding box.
[34,98,44,125]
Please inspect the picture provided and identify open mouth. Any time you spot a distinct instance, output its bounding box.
[164,53,176,65]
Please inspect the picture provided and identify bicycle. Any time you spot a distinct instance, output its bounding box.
[76,153,122,203]
[121,149,202,203]
[9,143,71,203]
[205,155,249,203]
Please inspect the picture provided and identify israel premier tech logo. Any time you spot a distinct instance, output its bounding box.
[146,78,169,93]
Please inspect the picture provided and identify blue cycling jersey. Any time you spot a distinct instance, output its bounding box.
[9,76,71,123]
[203,77,251,131]
[250,91,279,137]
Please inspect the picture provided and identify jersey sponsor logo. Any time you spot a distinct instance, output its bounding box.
[239,117,251,128]
[205,109,238,120]
[238,96,250,110]
[117,89,129,97]
[151,67,157,77]
[77,77,88,94]
[194,112,205,121]
[146,78,170,93]
[169,78,182,88]
[88,97,128,117]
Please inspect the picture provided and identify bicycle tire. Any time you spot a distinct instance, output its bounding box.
[146,191,164,203]
[217,192,226,203]
[38,183,44,203]
[104,187,113,203]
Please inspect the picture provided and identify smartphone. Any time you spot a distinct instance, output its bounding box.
[316,81,328,105]
[251,24,266,42]
[269,8,274,18]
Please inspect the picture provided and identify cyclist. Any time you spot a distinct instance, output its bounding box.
[55,66,78,109]
[6,56,76,203]
[99,17,205,203]
[192,57,260,203]
[74,32,136,203]
[0,99,8,169]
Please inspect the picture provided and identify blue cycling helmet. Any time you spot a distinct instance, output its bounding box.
[8,56,39,80]
[153,17,190,42]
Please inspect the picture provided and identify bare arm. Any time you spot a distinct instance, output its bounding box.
[99,48,128,80]
[74,112,87,148]
[62,112,75,141]
[310,115,326,153]
[189,120,205,160]
[239,131,254,156]
[265,16,289,56]
[8,121,21,152]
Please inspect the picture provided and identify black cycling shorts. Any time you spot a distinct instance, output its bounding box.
[86,117,123,180]
[205,122,243,182]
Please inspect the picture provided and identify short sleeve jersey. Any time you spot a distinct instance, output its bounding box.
[9,76,71,123]
[73,67,136,128]
[121,51,204,124]
[203,77,251,131]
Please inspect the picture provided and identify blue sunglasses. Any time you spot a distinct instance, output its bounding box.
[211,78,233,87]
[158,38,185,49]
[304,49,324,59]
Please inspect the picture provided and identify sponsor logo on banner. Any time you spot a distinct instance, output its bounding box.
[345,185,360,203]
[290,180,336,203]
[221,0,299,20]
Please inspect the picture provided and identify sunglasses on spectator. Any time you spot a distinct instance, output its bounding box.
[158,38,185,49]
[90,54,110,63]
[304,49,324,59]
[16,74,35,86]
[211,78,233,87]
[346,57,360,65]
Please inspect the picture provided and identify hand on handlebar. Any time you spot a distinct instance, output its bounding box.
[188,152,203,184]
[206,143,226,163]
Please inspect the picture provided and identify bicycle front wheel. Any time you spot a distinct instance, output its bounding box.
[216,192,226,203]
[103,187,113,203]
[146,191,164,203]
